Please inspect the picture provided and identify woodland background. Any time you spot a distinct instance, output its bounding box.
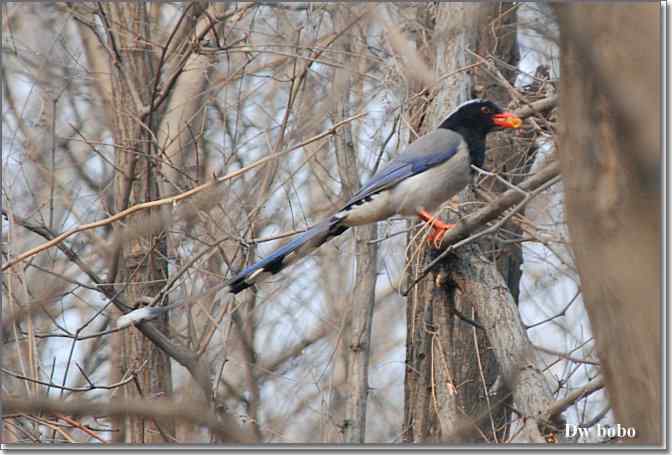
[0,2,661,445]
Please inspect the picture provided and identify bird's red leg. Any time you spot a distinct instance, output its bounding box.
[418,209,455,248]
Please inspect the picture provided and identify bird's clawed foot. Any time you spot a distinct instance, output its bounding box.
[418,209,455,248]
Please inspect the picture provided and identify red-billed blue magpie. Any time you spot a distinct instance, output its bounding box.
[228,99,521,294]
[116,99,520,327]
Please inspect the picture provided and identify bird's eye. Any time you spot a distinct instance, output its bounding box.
[481,106,493,114]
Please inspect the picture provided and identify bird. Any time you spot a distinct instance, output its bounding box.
[227,99,521,294]
[116,99,521,328]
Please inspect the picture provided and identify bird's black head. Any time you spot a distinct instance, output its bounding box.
[439,99,521,135]
[438,99,521,167]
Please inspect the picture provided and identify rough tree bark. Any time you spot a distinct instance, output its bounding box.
[96,3,180,442]
[555,3,661,445]
[439,247,563,443]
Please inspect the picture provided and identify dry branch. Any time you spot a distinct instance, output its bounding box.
[545,377,604,420]
[2,112,367,272]
[2,397,254,443]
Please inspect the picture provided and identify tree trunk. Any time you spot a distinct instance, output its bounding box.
[102,3,175,443]
[555,3,661,444]
[403,4,480,442]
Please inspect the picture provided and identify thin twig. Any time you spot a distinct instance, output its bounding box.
[2,112,367,272]
[533,344,600,366]
[544,377,604,419]
[55,414,108,443]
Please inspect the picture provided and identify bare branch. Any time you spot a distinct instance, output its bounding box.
[2,397,254,443]
[2,112,367,271]
[545,377,604,420]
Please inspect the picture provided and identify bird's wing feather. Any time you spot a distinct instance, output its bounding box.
[228,218,347,294]
[227,129,465,294]
[343,129,464,208]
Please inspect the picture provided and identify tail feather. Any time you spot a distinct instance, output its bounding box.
[228,217,349,294]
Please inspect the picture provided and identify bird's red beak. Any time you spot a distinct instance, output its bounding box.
[492,112,522,129]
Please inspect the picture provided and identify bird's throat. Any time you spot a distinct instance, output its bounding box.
[453,127,486,168]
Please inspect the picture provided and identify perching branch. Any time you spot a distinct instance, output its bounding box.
[402,160,561,295]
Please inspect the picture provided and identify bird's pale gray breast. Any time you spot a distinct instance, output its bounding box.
[337,128,470,226]
[391,140,471,217]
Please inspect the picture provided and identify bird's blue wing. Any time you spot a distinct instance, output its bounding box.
[227,130,464,294]
[345,136,461,208]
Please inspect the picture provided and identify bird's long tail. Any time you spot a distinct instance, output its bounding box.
[115,216,350,328]
[227,216,350,294]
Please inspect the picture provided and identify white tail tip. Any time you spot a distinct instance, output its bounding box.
[116,307,163,329]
